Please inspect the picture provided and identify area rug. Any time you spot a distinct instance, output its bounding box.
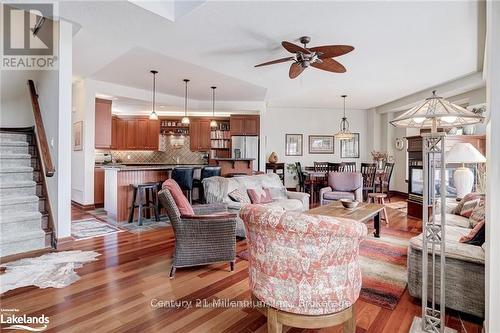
[385,201,408,213]
[72,218,122,239]
[120,219,171,233]
[0,250,100,294]
[236,228,411,310]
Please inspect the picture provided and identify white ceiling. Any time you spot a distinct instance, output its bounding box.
[61,1,483,109]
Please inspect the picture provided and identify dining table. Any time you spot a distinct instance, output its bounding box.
[303,170,328,204]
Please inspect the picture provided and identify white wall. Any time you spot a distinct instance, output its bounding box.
[0,71,38,127]
[261,107,369,187]
[485,1,500,331]
[35,20,73,239]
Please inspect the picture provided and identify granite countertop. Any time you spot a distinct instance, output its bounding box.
[96,163,206,171]
[213,158,255,161]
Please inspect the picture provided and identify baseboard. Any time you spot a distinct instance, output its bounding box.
[390,190,408,198]
[0,247,53,264]
[71,200,96,211]
[55,237,74,251]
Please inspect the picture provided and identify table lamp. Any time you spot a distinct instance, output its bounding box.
[445,143,486,199]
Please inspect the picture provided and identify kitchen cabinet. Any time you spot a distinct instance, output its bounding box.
[147,119,160,150]
[190,119,211,151]
[230,115,260,136]
[110,117,159,151]
[94,168,105,207]
[95,98,112,149]
[125,119,137,149]
[111,117,118,149]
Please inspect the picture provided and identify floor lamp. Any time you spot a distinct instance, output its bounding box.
[390,91,484,333]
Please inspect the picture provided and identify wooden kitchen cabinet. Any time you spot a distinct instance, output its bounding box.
[110,117,159,151]
[94,168,105,207]
[95,98,112,149]
[189,119,211,151]
[230,115,260,136]
[125,119,137,149]
[147,119,160,150]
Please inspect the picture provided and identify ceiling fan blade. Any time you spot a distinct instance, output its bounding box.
[282,41,311,54]
[254,57,295,67]
[311,58,346,73]
[309,45,354,59]
[289,62,305,79]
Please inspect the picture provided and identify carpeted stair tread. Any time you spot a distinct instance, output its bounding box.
[0,195,39,206]
[0,229,46,243]
[0,180,36,188]
[0,211,42,223]
[0,166,33,173]
[0,153,31,159]
[0,141,29,147]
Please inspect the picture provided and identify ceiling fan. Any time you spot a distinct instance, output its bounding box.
[254,36,354,79]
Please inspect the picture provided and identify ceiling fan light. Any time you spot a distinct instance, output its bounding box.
[149,110,158,120]
[181,116,190,125]
[210,119,218,128]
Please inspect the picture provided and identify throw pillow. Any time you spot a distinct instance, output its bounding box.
[228,189,251,203]
[459,198,480,218]
[452,192,484,215]
[162,179,194,216]
[265,187,287,200]
[469,199,485,228]
[247,188,273,204]
[460,221,485,246]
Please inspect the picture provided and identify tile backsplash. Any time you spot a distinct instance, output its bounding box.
[96,135,207,165]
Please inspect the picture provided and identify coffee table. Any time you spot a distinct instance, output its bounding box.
[307,201,385,237]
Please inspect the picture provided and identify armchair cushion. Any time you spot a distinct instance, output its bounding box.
[323,191,356,201]
[329,172,362,192]
[247,188,273,204]
[162,179,194,216]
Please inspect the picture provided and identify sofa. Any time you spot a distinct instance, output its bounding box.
[319,172,363,206]
[202,173,310,237]
[407,198,485,318]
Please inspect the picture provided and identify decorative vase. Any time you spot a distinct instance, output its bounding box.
[268,152,278,164]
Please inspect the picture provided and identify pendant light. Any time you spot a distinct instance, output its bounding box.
[210,86,217,128]
[149,70,159,120]
[181,79,190,125]
[335,94,354,140]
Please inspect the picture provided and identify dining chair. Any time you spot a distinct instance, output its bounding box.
[295,162,311,193]
[314,161,329,172]
[327,162,342,172]
[341,162,356,172]
[360,163,377,201]
[375,162,395,201]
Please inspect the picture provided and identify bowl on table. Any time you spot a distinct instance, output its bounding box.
[340,199,359,209]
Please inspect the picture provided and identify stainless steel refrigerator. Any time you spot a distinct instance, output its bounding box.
[231,136,259,171]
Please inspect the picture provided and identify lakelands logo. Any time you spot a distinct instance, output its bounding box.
[2,2,58,70]
[0,311,49,332]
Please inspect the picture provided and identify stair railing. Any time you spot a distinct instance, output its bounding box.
[27,80,55,177]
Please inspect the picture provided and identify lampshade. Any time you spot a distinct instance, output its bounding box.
[390,91,483,129]
[445,143,486,164]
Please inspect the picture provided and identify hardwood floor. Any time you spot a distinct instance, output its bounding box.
[1,198,483,332]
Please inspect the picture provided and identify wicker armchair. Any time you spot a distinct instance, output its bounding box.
[158,188,237,278]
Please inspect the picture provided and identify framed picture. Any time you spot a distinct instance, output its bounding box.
[73,121,83,151]
[285,134,303,156]
[340,133,360,158]
[308,135,334,154]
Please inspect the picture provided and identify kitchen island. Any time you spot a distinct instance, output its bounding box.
[213,158,255,177]
[101,164,205,222]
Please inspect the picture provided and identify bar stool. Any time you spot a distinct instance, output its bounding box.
[193,166,221,203]
[128,182,160,226]
[171,167,195,203]
[368,192,389,225]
